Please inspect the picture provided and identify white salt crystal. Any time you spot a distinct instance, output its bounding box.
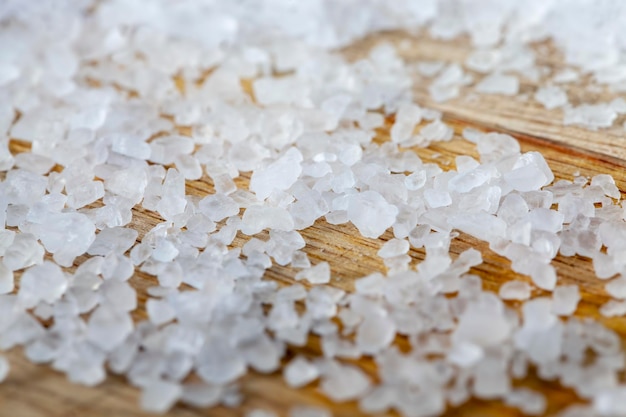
[246,410,278,417]
[600,300,626,317]
[180,384,223,408]
[86,305,133,351]
[18,262,67,308]
[88,227,138,256]
[377,238,409,258]
[505,388,546,415]
[551,285,580,316]
[3,233,44,271]
[390,103,421,144]
[0,263,13,294]
[295,262,331,285]
[605,276,626,299]
[530,263,557,291]
[140,380,183,414]
[534,86,568,109]
[320,364,371,402]
[250,148,303,201]
[476,73,519,95]
[504,152,554,192]
[283,356,320,388]
[594,387,626,416]
[564,104,617,129]
[0,354,8,383]
[499,281,531,300]
[241,205,295,235]
[591,174,620,199]
[147,299,176,325]
[199,193,240,222]
[347,191,398,239]
[424,189,452,208]
[418,120,454,144]
[356,314,396,355]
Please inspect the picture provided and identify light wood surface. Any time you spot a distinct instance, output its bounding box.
[3,31,626,417]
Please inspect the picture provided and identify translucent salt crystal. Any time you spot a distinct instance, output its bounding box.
[246,410,278,417]
[105,166,148,203]
[320,364,371,402]
[476,132,520,161]
[416,61,444,77]
[152,239,179,263]
[250,148,302,201]
[197,341,247,385]
[605,276,626,299]
[14,153,55,175]
[289,406,332,417]
[347,191,398,239]
[448,167,492,193]
[140,379,183,414]
[505,388,546,415]
[594,387,626,416]
[499,281,531,300]
[2,232,44,271]
[424,189,452,208]
[198,193,240,222]
[390,103,421,144]
[534,86,568,110]
[564,104,617,129]
[447,342,484,368]
[476,73,519,95]
[591,174,620,199]
[0,263,13,294]
[18,262,67,308]
[180,383,223,408]
[419,120,453,144]
[600,300,626,317]
[377,238,409,258]
[66,181,105,209]
[88,227,138,256]
[405,171,427,190]
[610,98,626,114]
[454,295,511,347]
[551,285,580,316]
[86,305,133,351]
[466,49,501,73]
[283,356,320,388]
[295,262,330,285]
[241,205,295,235]
[530,263,557,291]
[146,298,176,325]
[356,314,396,355]
[0,355,8,382]
[504,152,554,192]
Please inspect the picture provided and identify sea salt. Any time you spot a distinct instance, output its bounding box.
[551,285,581,316]
[283,356,320,388]
[499,281,531,301]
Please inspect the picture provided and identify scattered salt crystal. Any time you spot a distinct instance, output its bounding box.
[246,410,278,417]
[295,262,331,285]
[600,300,626,318]
[0,264,13,294]
[499,281,531,300]
[320,363,371,402]
[551,285,581,316]
[390,103,421,144]
[140,380,183,414]
[356,314,396,355]
[476,73,519,95]
[18,262,67,308]
[564,104,617,129]
[605,276,626,299]
[0,355,8,382]
[283,356,320,388]
[534,86,568,109]
[377,238,409,258]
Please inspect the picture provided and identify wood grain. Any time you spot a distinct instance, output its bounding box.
[3,31,626,417]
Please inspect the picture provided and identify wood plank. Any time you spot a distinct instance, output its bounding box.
[3,31,626,417]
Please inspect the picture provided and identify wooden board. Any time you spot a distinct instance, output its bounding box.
[3,31,626,417]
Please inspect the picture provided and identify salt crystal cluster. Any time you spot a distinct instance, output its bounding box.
[0,1,625,417]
